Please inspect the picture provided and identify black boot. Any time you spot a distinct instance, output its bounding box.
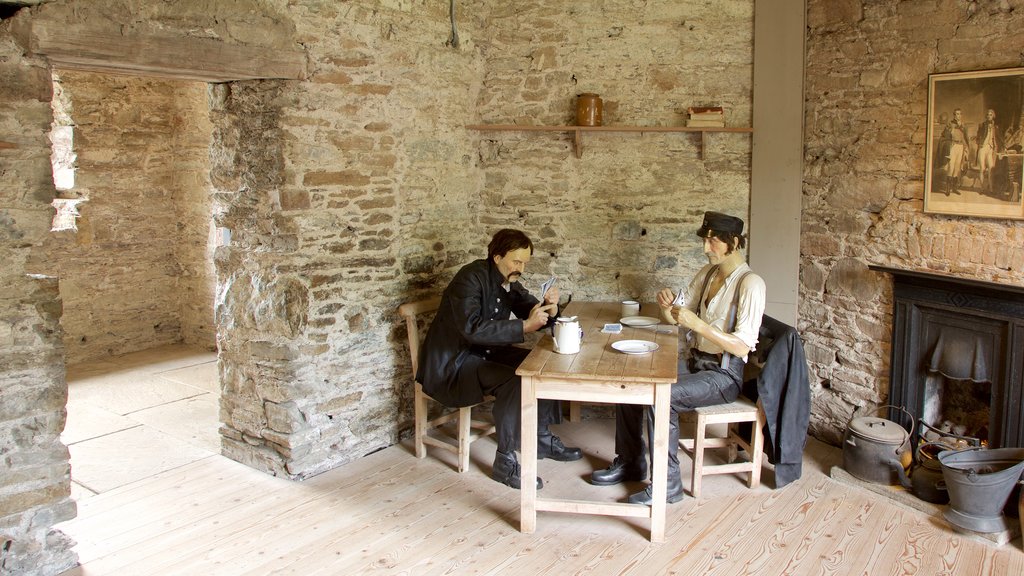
[626,474,685,505]
[591,455,648,485]
[537,433,583,461]
[492,450,542,490]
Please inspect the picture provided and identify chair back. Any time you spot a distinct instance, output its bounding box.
[398,296,441,378]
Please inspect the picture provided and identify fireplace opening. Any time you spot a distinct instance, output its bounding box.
[922,374,991,445]
[870,265,1024,449]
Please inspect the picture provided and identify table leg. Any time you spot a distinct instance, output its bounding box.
[649,383,670,543]
[521,375,538,533]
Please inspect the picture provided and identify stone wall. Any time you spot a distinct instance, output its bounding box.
[31,71,216,365]
[802,0,1024,443]
[0,19,77,576]
[210,0,490,478]
[474,2,754,301]
[206,0,755,479]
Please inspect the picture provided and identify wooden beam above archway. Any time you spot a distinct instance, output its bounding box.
[12,18,306,82]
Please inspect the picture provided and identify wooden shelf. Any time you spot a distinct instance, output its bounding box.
[466,124,753,159]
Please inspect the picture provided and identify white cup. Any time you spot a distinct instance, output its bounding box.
[621,300,640,318]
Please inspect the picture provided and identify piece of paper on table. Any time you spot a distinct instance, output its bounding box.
[540,276,556,299]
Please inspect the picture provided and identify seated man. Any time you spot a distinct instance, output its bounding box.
[591,212,766,504]
[417,229,582,489]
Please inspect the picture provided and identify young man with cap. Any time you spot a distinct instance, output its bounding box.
[418,229,583,490]
[590,211,766,504]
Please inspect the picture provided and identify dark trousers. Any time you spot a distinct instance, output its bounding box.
[457,345,561,454]
[614,350,744,482]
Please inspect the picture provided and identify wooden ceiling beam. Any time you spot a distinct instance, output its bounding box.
[13,19,306,83]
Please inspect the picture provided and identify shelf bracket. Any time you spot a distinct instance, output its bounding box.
[573,129,583,158]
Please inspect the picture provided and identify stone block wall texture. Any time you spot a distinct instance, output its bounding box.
[207,0,754,480]
[0,19,78,576]
[802,0,1024,444]
[29,71,216,365]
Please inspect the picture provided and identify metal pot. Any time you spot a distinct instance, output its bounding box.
[895,441,949,503]
[842,405,913,485]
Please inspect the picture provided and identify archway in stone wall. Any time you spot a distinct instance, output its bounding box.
[2,3,306,571]
[36,69,223,499]
[11,2,306,489]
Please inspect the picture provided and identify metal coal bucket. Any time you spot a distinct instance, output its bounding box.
[938,447,1024,533]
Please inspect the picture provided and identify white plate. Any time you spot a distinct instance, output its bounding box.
[620,316,660,327]
[611,340,660,354]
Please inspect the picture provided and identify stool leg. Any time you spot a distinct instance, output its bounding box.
[727,422,739,463]
[691,413,708,498]
[414,385,428,459]
[457,406,472,473]
[748,410,765,489]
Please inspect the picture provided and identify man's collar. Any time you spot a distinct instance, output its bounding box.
[487,258,510,287]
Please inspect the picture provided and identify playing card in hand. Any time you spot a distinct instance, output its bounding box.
[540,277,556,300]
[671,288,687,307]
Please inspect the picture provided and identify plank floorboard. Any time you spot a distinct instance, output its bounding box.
[57,419,1023,575]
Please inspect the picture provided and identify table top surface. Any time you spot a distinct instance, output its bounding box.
[515,301,679,383]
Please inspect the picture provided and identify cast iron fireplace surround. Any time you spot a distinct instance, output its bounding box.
[870,265,1024,448]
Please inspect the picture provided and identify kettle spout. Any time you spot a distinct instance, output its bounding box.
[890,458,912,489]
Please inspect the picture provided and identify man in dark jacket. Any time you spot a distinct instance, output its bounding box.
[417,229,582,489]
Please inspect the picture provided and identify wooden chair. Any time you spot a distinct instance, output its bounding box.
[399,297,495,473]
[678,396,765,498]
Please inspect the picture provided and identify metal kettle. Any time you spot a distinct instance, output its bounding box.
[895,441,949,503]
[842,405,913,485]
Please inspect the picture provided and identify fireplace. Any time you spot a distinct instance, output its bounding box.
[871,266,1024,448]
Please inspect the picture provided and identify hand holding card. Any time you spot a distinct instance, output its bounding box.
[671,288,687,307]
[540,276,556,300]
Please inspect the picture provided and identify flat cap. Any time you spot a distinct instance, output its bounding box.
[696,211,744,237]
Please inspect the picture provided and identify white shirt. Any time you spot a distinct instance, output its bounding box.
[682,262,766,361]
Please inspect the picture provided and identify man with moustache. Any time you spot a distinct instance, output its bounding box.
[417,229,582,490]
[590,212,766,504]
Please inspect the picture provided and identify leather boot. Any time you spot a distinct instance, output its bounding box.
[590,456,648,485]
[492,450,543,490]
[626,473,685,505]
[537,433,583,461]
[626,473,684,504]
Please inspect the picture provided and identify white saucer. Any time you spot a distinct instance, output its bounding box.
[620,316,660,327]
[611,340,660,354]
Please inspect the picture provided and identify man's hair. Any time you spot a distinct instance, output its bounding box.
[487,229,534,260]
[705,230,746,254]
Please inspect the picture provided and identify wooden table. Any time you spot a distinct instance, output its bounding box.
[516,301,680,542]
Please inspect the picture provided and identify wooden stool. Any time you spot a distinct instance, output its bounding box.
[399,297,495,473]
[679,396,765,498]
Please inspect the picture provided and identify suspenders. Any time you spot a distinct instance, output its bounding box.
[695,265,752,369]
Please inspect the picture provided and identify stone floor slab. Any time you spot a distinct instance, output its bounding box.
[68,426,215,493]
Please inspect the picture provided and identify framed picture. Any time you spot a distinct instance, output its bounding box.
[925,67,1024,219]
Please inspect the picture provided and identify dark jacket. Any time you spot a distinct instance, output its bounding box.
[416,258,541,407]
[746,315,811,488]
[976,120,1004,153]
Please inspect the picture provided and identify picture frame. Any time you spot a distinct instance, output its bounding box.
[924,67,1024,219]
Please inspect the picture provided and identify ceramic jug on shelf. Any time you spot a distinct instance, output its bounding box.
[575,93,603,126]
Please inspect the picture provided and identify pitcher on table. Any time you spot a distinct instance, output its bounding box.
[553,316,582,354]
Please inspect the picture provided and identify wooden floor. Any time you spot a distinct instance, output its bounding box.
[57,419,1023,575]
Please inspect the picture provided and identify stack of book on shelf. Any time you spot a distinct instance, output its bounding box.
[687,106,725,128]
